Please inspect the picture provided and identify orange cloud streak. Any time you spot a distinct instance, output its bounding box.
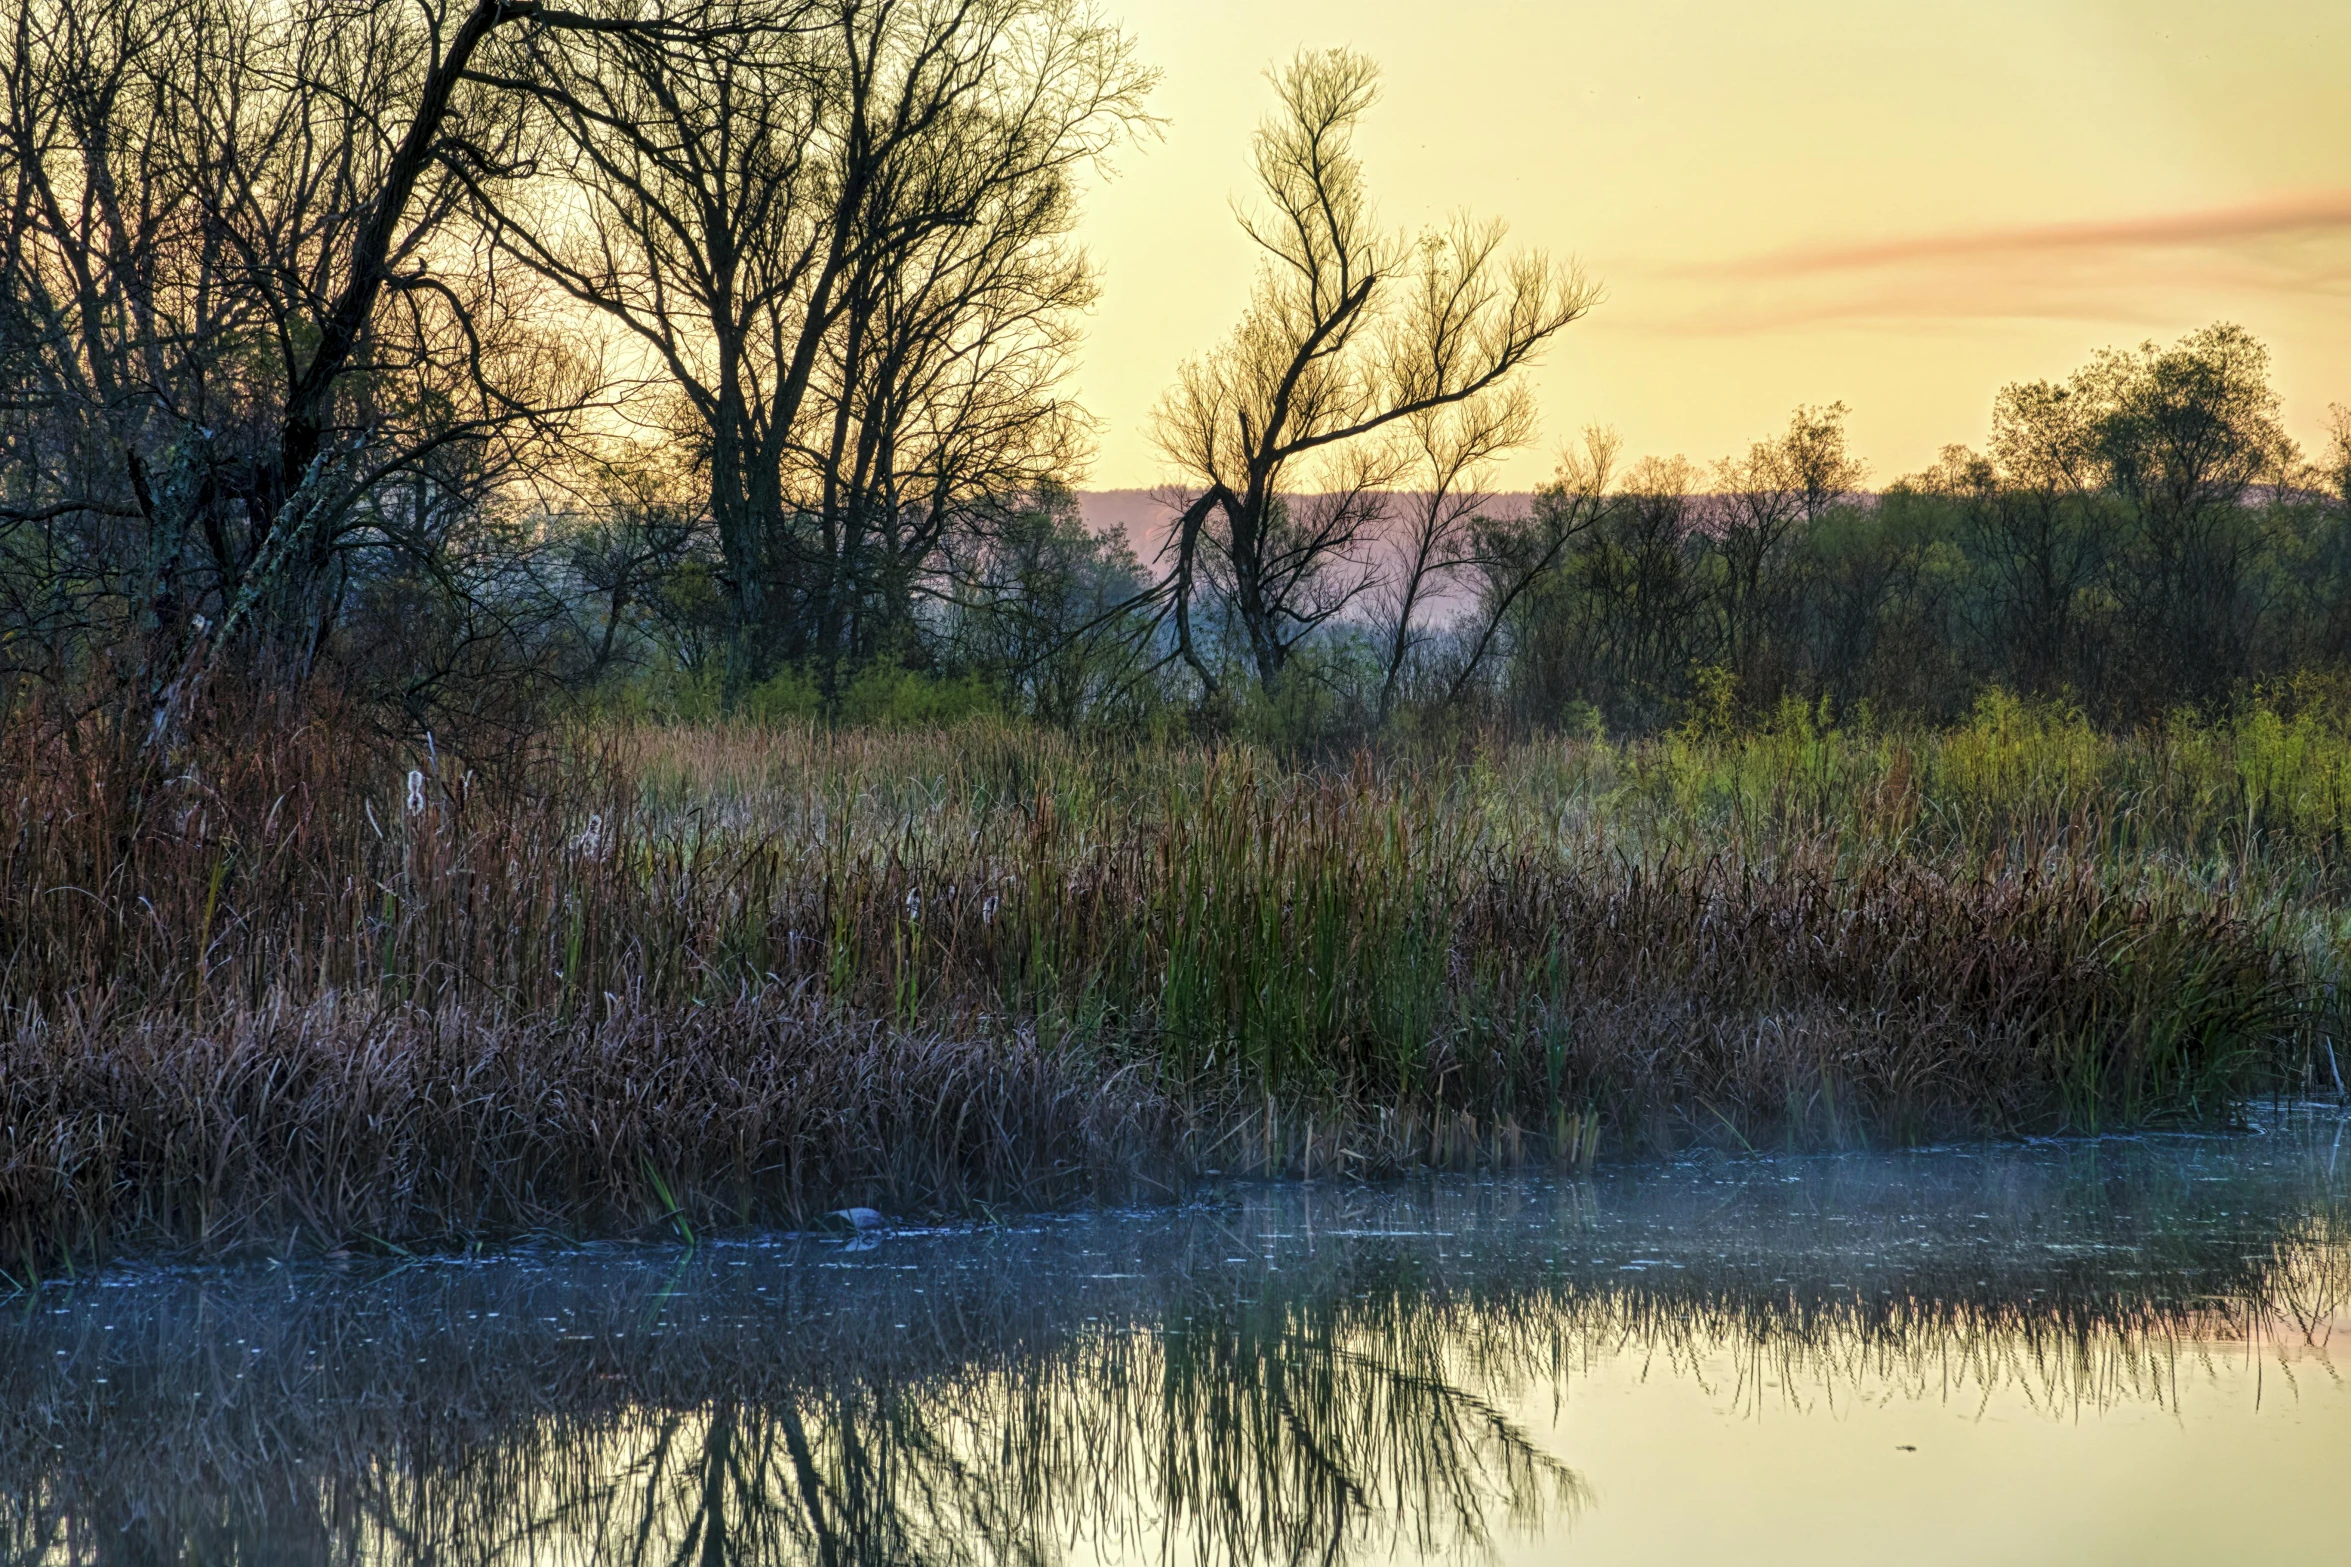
[1704,191,2351,278]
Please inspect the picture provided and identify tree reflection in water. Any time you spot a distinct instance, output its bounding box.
[1,1127,2344,1565]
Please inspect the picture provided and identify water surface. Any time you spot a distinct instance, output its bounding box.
[5,1113,2347,1564]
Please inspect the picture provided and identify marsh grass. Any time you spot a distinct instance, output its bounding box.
[0,690,2334,1267]
[0,993,1183,1272]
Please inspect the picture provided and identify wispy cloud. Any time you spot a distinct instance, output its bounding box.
[1702,191,2351,279]
[1628,191,2351,336]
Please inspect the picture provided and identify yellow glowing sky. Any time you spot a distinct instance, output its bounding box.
[1072,0,2351,490]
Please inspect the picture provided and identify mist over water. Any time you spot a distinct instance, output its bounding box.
[3,1115,2347,1565]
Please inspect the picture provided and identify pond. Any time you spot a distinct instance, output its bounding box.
[4,1111,2347,1564]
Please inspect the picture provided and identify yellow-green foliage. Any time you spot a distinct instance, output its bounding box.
[611,696,2351,1047]
[1494,689,2351,888]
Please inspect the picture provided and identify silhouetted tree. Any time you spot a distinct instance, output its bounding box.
[1369,388,1534,723]
[477,0,1150,696]
[1150,48,1591,697]
[0,0,743,735]
[1705,401,1864,703]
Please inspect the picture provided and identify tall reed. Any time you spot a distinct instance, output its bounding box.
[0,692,2329,1266]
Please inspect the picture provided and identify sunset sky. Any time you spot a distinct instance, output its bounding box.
[1072,0,2351,491]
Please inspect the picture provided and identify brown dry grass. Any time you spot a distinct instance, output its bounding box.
[0,991,1178,1269]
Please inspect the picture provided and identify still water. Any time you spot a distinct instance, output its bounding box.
[4,1114,2348,1565]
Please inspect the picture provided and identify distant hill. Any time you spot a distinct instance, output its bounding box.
[1074,490,1538,555]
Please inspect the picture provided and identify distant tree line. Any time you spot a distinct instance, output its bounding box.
[0,4,2344,741]
[1475,325,2351,735]
[1122,317,2351,740]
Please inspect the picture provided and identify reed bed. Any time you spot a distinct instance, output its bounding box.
[0,993,1181,1271]
[0,693,2334,1268]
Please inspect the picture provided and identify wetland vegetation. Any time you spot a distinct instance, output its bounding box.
[1,3,2347,1561]
[0,0,2346,1277]
[3,698,2342,1272]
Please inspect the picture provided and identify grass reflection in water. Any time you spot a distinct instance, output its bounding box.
[0,1128,2344,1565]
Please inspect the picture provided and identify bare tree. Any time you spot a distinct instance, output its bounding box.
[789,75,1113,683]
[1440,424,1618,709]
[562,454,704,678]
[476,0,1151,695]
[940,483,1151,722]
[188,0,650,679]
[1369,387,1531,724]
[0,0,714,732]
[1151,48,1592,696]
